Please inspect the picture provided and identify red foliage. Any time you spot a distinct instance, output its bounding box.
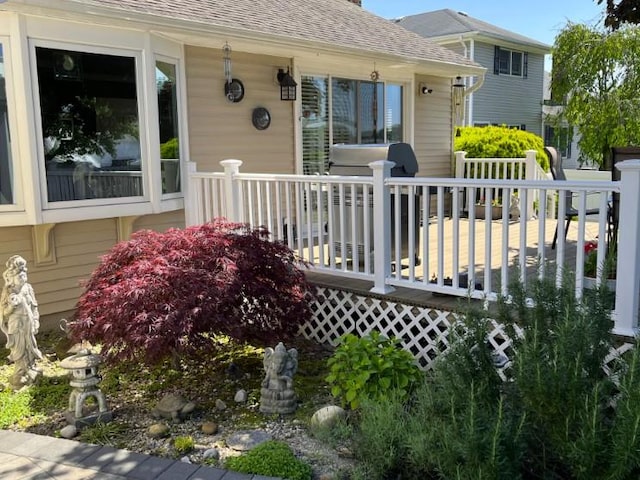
[68,219,316,366]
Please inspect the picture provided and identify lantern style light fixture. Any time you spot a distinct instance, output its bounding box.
[277,68,297,101]
[452,76,466,126]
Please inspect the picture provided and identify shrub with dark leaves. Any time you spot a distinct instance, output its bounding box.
[68,219,315,366]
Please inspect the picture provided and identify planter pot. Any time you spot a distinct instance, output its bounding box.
[583,276,616,291]
[474,204,502,220]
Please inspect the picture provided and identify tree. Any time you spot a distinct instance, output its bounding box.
[67,220,316,366]
[598,0,640,30]
[551,23,640,167]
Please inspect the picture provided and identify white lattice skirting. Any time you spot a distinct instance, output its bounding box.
[301,286,634,373]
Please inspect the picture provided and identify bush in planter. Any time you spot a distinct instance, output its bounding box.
[67,219,316,367]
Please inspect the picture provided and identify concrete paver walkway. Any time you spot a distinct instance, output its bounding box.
[0,430,279,480]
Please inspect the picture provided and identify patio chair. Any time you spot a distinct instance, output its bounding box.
[547,146,602,250]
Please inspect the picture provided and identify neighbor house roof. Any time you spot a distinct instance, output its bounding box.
[395,9,551,52]
[16,0,482,76]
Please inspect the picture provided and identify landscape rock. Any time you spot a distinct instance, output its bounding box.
[203,448,220,461]
[201,421,218,435]
[60,425,78,439]
[215,399,227,411]
[147,423,170,438]
[226,430,272,451]
[234,389,247,403]
[310,405,347,429]
[151,393,195,423]
[180,456,191,463]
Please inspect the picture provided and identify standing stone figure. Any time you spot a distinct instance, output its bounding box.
[0,255,43,388]
[259,342,298,414]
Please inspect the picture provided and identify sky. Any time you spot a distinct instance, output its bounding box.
[363,0,605,48]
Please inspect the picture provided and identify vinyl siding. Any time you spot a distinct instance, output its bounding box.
[471,42,544,136]
[414,75,454,177]
[0,211,184,325]
[186,47,296,174]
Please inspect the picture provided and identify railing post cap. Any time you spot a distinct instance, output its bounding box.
[220,159,243,168]
[616,159,640,172]
[368,160,395,171]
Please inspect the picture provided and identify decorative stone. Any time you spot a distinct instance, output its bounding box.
[215,399,227,411]
[60,425,78,439]
[234,389,247,403]
[226,430,272,451]
[203,448,220,461]
[0,256,43,389]
[259,342,298,414]
[180,456,191,463]
[59,349,112,428]
[151,393,195,423]
[202,421,218,435]
[147,423,170,438]
[310,405,347,429]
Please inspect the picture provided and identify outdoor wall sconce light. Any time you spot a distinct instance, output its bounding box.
[277,68,297,101]
[223,42,244,103]
[452,75,466,125]
[419,83,433,95]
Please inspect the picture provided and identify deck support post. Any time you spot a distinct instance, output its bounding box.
[612,159,640,337]
[369,160,395,294]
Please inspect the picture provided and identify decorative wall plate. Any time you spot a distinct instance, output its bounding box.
[252,107,271,130]
[224,78,244,103]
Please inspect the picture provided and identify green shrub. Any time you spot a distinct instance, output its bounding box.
[173,435,195,455]
[160,137,179,159]
[325,330,421,409]
[454,125,549,171]
[225,440,312,480]
[351,275,640,479]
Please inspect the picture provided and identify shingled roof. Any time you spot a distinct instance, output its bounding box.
[396,9,550,52]
[58,0,481,72]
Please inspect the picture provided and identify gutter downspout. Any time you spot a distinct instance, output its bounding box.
[457,37,485,126]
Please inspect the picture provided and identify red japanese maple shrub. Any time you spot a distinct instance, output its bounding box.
[67,219,316,366]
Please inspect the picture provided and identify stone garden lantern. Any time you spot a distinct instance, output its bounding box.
[60,349,112,427]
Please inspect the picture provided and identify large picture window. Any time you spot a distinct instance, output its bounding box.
[36,47,142,202]
[0,43,13,205]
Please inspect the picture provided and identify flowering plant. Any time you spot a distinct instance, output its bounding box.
[583,240,616,279]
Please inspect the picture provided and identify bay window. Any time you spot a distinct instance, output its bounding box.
[156,60,181,195]
[0,42,13,205]
[36,47,142,203]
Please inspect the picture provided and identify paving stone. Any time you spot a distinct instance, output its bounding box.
[187,466,228,480]
[218,471,255,479]
[99,449,150,477]
[126,455,175,479]
[28,437,102,465]
[5,432,58,456]
[155,460,201,479]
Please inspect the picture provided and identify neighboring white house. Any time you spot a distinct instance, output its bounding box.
[395,9,550,137]
[0,0,483,322]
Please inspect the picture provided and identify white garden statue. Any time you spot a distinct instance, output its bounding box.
[0,255,43,388]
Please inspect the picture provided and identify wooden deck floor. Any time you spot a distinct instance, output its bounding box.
[305,216,603,312]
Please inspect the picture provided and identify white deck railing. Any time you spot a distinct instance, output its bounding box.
[186,158,640,338]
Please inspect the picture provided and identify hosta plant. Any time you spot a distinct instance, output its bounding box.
[67,219,315,366]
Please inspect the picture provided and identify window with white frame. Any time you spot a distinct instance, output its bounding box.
[35,46,142,203]
[494,46,528,77]
[301,75,404,174]
[156,60,180,195]
[0,42,13,205]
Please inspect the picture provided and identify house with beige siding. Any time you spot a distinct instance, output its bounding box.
[396,9,550,137]
[0,0,483,325]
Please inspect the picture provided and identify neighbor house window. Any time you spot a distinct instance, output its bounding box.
[156,60,180,194]
[301,75,404,174]
[0,42,13,205]
[494,46,528,77]
[545,124,573,159]
[35,47,142,203]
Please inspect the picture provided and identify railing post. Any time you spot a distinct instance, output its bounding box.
[185,161,200,226]
[525,150,537,219]
[454,151,467,215]
[220,159,243,223]
[369,160,395,294]
[612,159,640,337]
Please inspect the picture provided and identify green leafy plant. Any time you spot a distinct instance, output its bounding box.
[325,331,421,409]
[225,440,312,480]
[78,421,128,446]
[160,137,179,159]
[173,435,195,455]
[454,125,549,171]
